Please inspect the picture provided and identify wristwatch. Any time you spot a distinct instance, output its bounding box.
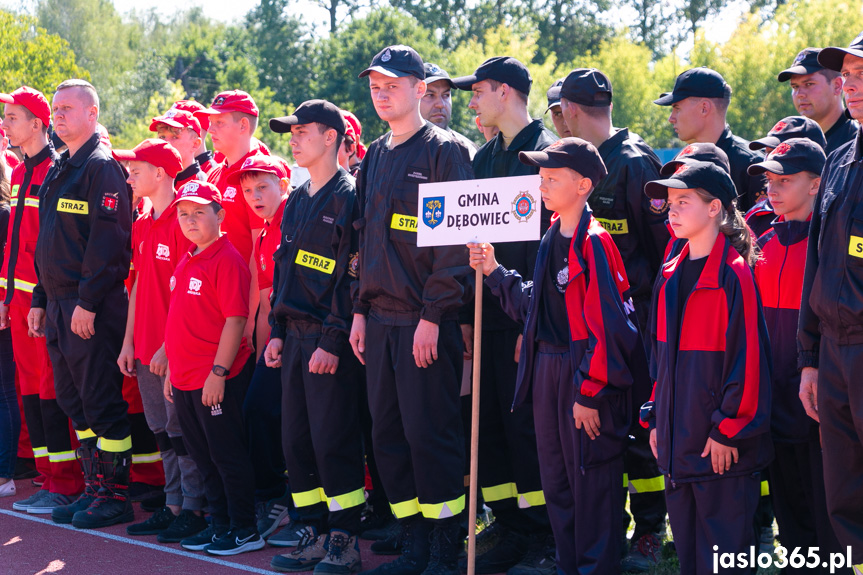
[212,365,229,377]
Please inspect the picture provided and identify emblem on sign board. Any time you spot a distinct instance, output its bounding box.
[511,191,536,223]
[422,197,445,229]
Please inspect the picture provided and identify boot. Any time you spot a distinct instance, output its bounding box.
[360,517,432,575]
[421,522,461,575]
[52,444,99,525]
[71,449,134,529]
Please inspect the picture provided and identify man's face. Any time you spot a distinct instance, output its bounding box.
[790,72,840,122]
[420,80,453,129]
[668,97,705,143]
[52,87,95,145]
[290,123,332,169]
[207,113,245,155]
[841,54,863,120]
[468,80,504,128]
[2,103,37,148]
[549,105,571,138]
[155,125,201,164]
[368,72,424,124]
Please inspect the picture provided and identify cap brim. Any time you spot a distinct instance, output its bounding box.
[426,76,456,88]
[358,66,411,79]
[450,75,479,91]
[653,92,680,106]
[818,46,863,71]
[0,94,14,105]
[149,118,184,132]
[644,177,689,199]
[269,116,301,133]
[749,136,781,151]
[748,160,799,176]
[171,196,215,209]
[777,65,822,82]
[518,150,567,169]
[111,150,140,163]
[544,100,561,114]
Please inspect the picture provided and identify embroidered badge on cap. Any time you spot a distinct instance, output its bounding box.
[381,49,392,62]
[674,164,689,175]
[427,64,441,75]
[771,143,792,156]
[770,121,787,134]
[679,145,695,156]
[242,157,255,169]
[213,96,226,106]
[182,182,200,195]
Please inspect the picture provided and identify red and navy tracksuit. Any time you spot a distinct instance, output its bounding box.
[486,207,649,575]
[644,233,773,575]
[755,216,845,574]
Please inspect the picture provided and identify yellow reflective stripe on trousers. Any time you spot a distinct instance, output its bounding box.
[76,429,96,440]
[131,452,163,464]
[293,487,326,508]
[390,498,421,519]
[481,483,517,503]
[325,488,366,512]
[96,436,132,452]
[627,476,666,494]
[420,495,465,520]
[516,490,545,508]
[761,480,769,497]
[49,450,78,463]
[32,446,49,458]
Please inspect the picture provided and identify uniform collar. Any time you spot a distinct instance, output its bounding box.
[597,127,629,159]
[715,125,734,147]
[66,133,102,168]
[491,119,546,154]
[663,232,727,290]
[196,150,214,165]
[188,233,229,261]
[839,128,863,166]
[825,111,851,140]
[769,214,811,246]
[175,161,202,184]
[24,143,56,169]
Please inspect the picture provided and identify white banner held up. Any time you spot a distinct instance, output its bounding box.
[416,174,542,247]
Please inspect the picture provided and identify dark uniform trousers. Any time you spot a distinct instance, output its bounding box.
[45,286,130,451]
[818,337,863,565]
[534,345,626,575]
[174,357,256,531]
[281,323,365,534]
[366,314,465,523]
[479,328,547,529]
[665,473,761,575]
[243,353,287,501]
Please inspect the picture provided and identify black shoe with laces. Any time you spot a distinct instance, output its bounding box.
[157,509,209,543]
[506,532,556,575]
[360,505,398,540]
[620,532,662,573]
[360,519,432,575]
[181,524,224,551]
[420,522,461,575]
[127,506,177,536]
[206,525,265,556]
[315,530,362,574]
[458,524,527,574]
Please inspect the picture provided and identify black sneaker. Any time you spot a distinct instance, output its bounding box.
[620,532,661,573]
[206,526,265,556]
[127,506,177,536]
[181,524,223,552]
[459,525,527,574]
[157,510,209,543]
[257,492,293,539]
[371,528,402,556]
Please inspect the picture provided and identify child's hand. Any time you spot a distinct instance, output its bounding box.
[201,373,226,407]
[117,342,136,377]
[163,373,173,404]
[265,338,284,368]
[701,437,739,475]
[309,347,339,375]
[573,402,601,439]
[467,242,499,276]
[649,428,658,459]
[149,345,169,377]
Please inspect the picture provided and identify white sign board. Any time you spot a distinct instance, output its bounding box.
[416,175,542,247]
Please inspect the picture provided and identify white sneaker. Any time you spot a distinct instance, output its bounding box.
[0,480,15,497]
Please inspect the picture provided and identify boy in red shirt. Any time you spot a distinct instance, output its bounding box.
[169,100,216,174]
[149,110,206,189]
[113,139,209,542]
[164,180,261,556]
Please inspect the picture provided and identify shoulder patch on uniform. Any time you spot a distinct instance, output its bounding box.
[101,192,119,214]
[649,198,669,214]
[348,252,359,278]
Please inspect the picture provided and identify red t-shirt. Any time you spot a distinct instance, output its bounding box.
[255,197,286,293]
[206,150,266,265]
[165,234,252,390]
[132,204,192,364]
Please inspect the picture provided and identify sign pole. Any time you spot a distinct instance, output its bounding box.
[467,263,483,575]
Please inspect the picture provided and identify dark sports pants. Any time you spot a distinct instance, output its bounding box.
[173,357,256,531]
[665,473,760,575]
[280,326,365,534]
[243,353,287,502]
[478,327,549,531]
[45,288,131,452]
[817,337,863,564]
[533,345,626,575]
[770,437,848,574]
[365,314,465,523]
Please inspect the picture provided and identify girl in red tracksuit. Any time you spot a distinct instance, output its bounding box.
[642,160,773,575]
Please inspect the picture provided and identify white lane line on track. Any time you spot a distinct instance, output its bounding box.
[0,508,281,574]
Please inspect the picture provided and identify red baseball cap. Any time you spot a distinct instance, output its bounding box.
[0,86,51,128]
[226,154,290,187]
[149,109,202,136]
[199,90,259,117]
[172,180,223,208]
[171,100,209,131]
[341,110,366,159]
[113,139,184,178]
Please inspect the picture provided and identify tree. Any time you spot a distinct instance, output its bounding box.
[532,0,612,66]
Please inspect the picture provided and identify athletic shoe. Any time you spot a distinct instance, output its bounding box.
[127,506,177,536]
[31,474,45,487]
[157,509,209,543]
[12,489,50,511]
[507,533,556,575]
[271,527,328,572]
[0,480,16,497]
[257,492,293,539]
[51,491,96,524]
[181,524,224,552]
[206,526,265,556]
[620,532,661,573]
[27,492,75,514]
[315,531,362,574]
[269,521,315,547]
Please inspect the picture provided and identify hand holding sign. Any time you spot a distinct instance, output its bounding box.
[467,242,499,276]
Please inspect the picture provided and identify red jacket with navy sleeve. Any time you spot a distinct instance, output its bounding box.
[754,216,818,443]
[646,234,773,483]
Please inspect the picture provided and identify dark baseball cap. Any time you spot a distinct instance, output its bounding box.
[749,116,827,151]
[424,63,455,88]
[645,161,737,208]
[269,99,346,135]
[654,67,732,106]
[818,31,863,72]
[560,68,612,107]
[545,79,563,113]
[518,137,607,187]
[777,48,824,82]
[359,45,424,80]
[451,57,532,95]
[660,143,731,176]
[747,138,826,177]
